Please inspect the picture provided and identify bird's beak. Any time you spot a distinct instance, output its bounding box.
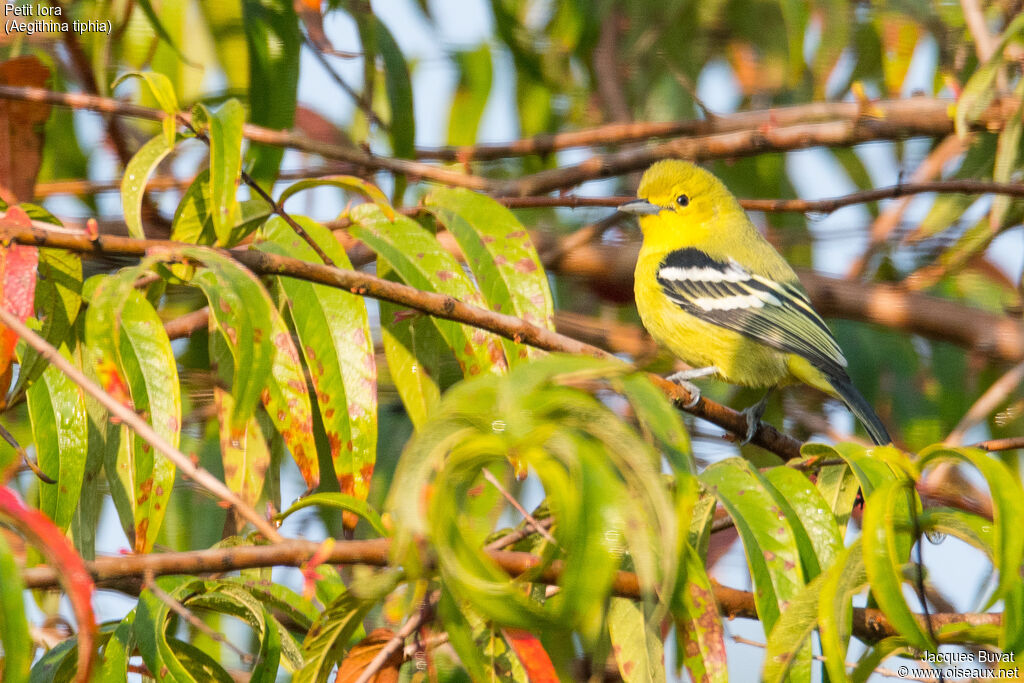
[617,199,663,216]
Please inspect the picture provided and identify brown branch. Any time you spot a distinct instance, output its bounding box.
[19,538,999,643]
[416,97,1005,163]
[0,84,492,192]
[495,102,1015,196]
[971,435,1024,452]
[0,302,285,543]
[0,217,803,459]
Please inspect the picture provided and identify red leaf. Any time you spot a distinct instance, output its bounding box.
[0,486,96,681]
[0,206,37,394]
[501,628,560,683]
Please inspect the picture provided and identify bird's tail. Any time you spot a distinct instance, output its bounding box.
[826,372,891,445]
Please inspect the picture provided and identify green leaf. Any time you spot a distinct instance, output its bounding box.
[349,203,508,377]
[295,590,374,683]
[919,446,1024,609]
[990,78,1024,227]
[99,611,136,681]
[0,532,30,683]
[262,294,319,491]
[374,18,414,167]
[112,71,180,144]
[259,215,376,508]
[762,569,832,683]
[215,386,272,508]
[699,458,804,632]
[956,12,1024,137]
[812,459,860,539]
[27,344,88,533]
[277,175,393,217]
[673,543,727,683]
[608,597,665,683]
[122,7,192,68]
[135,576,208,682]
[447,45,492,146]
[86,270,180,552]
[277,492,387,537]
[194,100,245,245]
[850,637,914,683]
[121,133,178,239]
[818,543,867,683]
[616,372,694,475]
[378,272,445,428]
[159,246,275,432]
[14,248,82,396]
[425,187,555,363]
[861,479,934,651]
[242,0,301,189]
[172,169,271,248]
[764,466,843,580]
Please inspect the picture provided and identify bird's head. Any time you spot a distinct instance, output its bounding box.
[619,160,738,243]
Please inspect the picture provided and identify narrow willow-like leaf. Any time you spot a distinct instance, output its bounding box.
[112,71,180,144]
[989,79,1024,227]
[14,247,82,395]
[87,271,180,552]
[447,45,492,146]
[426,187,555,363]
[700,458,804,632]
[296,590,374,683]
[277,492,387,537]
[850,637,913,682]
[27,344,87,533]
[674,543,727,683]
[764,466,843,579]
[0,532,30,683]
[121,134,177,238]
[215,387,271,508]
[99,612,135,681]
[861,479,934,651]
[608,598,665,683]
[194,101,245,245]
[375,18,414,178]
[919,446,1024,608]
[242,0,300,189]
[259,215,376,508]
[349,203,508,376]
[263,298,319,491]
[158,246,275,432]
[812,459,859,539]
[818,543,867,682]
[277,175,393,218]
[762,568,832,683]
[135,576,211,682]
[617,372,693,475]
[955,12,1024,136]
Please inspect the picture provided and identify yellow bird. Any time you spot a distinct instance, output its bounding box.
[620,160,890,445]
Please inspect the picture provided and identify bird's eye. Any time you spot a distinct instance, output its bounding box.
[675,194,690,207]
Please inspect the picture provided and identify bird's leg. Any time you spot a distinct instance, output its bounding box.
[739,389,772,446]
[666,366,718,409]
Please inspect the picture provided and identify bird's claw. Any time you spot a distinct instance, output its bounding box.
[738,391,771,446]
[677,380,702,409]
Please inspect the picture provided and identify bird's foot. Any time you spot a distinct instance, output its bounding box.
[666,366,717,409]
[738,390,772,446]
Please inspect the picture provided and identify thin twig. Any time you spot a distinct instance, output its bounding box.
[481,469,558,547]
[946,360,1024,445]
[353,597,434,683]
[0,304,284,542]
[143,573,253,664]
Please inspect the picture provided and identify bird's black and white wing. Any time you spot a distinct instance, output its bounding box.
[656,248,847,375]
